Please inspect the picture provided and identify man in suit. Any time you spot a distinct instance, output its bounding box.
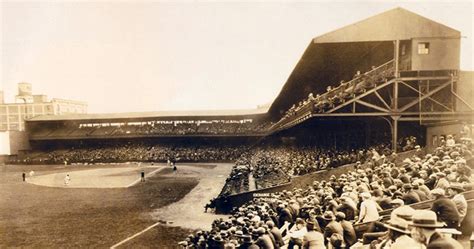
[323,211,344,248]
[430,188,460,228]
[303,219,326,249]
[336,212,357,247]
[266,220,284,248]
[409,210,462,248]
[449,183,467,224]
[401,184,421,205]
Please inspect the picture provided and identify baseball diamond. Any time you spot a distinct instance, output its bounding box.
[1,3,473,249]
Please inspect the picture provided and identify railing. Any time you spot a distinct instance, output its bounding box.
[271,60,395,131]
[275,191,474,248]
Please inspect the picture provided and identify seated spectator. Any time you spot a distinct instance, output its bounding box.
[430,188,461,229]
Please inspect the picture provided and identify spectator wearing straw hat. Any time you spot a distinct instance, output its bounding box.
[378,206,422,249]
[430,188,460,228]
[409,210,462,248]
[449,183,467,223]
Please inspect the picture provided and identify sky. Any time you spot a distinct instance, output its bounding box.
[1,1,473,114]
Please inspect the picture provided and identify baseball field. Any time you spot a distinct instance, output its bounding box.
[0,162,232,248]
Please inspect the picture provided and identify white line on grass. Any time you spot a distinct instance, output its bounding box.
[125,167,166,188]
[110,221,161,248]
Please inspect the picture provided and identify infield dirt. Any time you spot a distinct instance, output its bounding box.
[0,163,229,248]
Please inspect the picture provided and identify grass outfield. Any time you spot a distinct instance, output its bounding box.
[0,164,198,248]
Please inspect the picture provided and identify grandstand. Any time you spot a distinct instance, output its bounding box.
[4,7,474,249]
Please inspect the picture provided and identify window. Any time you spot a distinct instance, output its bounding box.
[418,42,430,54]
[8,106,18,114]
[401,44,406,56]
[34,105,43,113]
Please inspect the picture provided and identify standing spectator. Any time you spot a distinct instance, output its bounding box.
[446,135,456,147]
[22,172,26,182]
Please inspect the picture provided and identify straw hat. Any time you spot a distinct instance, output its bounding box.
[408,210,445,228]
[430,188,446,196]
[449,183,465,192]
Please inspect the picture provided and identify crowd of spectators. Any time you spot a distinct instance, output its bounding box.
[22,143,248,164]
[279,60,395,125]
[218,143,391,196]
[182,135,472,248]
[32,120,271,139]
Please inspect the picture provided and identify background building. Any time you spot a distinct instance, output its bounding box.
[0,83,87,155]
[1,82,87,131]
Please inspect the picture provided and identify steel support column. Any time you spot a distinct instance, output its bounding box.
[392,116,400,153]
[394,40,400,77]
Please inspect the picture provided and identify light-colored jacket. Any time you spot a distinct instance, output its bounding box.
[453,194,467,222]
[303,231,326,249]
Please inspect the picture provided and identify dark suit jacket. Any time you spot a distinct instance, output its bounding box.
[270,227,285,247]
[278,208,293,227]
[431,196,460,226]
[427,231,463,249]
[324,220,344,245]
[336,203,356,221]
[340,220,357,246]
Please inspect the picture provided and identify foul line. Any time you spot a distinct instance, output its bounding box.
[125,167,166,188]
[110,221,161,248]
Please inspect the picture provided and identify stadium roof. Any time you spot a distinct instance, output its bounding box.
[313,7,460,43]
[28,107,269,122]
[268,7,461,117]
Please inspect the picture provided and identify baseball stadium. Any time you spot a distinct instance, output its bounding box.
[1,6,474,249]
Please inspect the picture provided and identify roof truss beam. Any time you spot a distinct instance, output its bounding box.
[398,80,452,112]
